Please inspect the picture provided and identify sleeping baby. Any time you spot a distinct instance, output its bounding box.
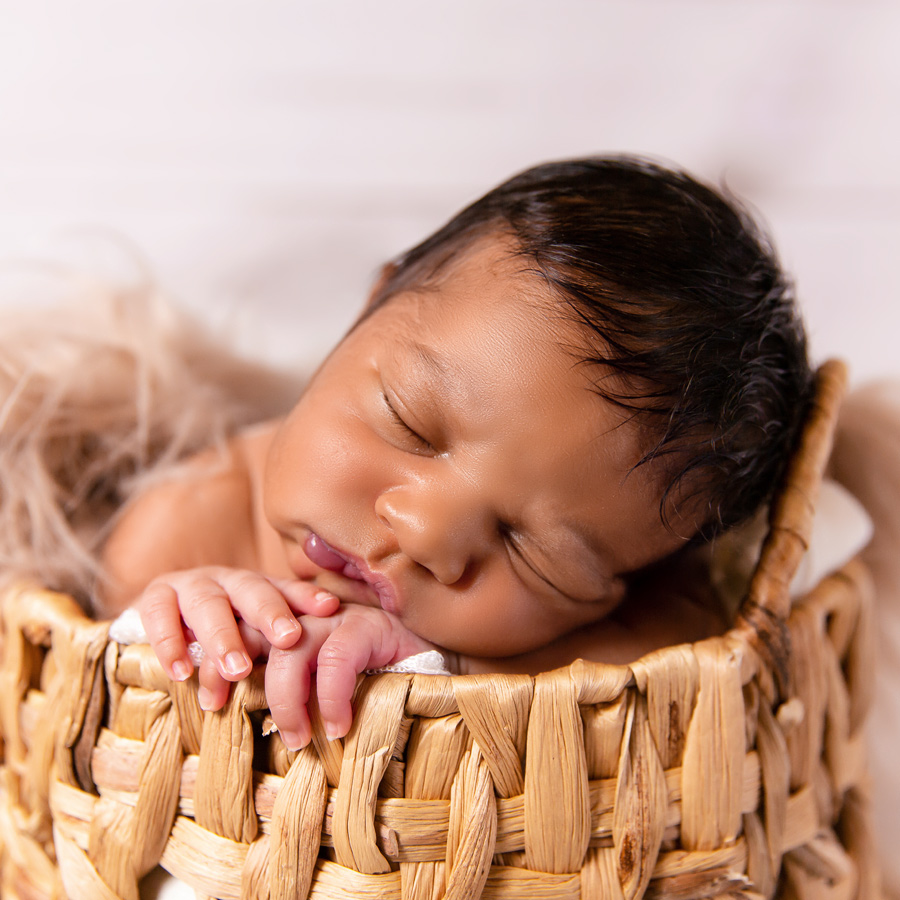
[94,156,814,750]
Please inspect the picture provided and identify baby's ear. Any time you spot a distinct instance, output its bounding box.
[362,262,399,312]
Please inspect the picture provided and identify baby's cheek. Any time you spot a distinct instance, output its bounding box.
[408,595,557,658]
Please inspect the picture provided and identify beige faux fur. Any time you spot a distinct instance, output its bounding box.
[0,270,303,609]
[830,380,900,900]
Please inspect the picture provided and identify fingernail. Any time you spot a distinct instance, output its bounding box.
[315,590,337,604]
[281,730,306,750]
[273,616,300,640]
[198,687,214,710]
[171,660,191,682]
[324,721,343,742]
[224,651,250,676]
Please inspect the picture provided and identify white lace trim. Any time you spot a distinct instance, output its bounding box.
[367,650,451,676]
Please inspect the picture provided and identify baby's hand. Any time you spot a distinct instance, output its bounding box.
[134,566,340,707]
[265,604,437,750]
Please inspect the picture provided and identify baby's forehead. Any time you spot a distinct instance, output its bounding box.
[396,239,583,341]
[400,232,553,301]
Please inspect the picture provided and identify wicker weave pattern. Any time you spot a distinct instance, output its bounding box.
[0,361,881,900]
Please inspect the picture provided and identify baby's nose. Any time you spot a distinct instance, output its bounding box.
[374,484,492,585]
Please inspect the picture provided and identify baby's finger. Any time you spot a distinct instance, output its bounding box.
[315,618,388,740]
[176,578,253,682]
[237,619,271,660]
[218,573,333,650]
[271,579,341,620]
[265,645,313,751]
[197,655,231,712]
[138,581,193,683]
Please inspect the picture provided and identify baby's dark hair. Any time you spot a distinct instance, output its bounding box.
[369,155,814,539]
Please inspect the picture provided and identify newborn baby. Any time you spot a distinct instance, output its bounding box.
[97,156,813,750]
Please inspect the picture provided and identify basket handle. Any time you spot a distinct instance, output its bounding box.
[736,359,848,657]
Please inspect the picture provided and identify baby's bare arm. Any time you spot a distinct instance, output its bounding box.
[97,424,283,616]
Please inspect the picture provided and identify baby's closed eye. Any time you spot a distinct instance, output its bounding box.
[380,388,434,453]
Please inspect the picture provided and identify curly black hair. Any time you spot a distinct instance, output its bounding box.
[368,156,814,539]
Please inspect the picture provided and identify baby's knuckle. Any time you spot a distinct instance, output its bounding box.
[151,633,184,659]
[187,586,225,612]
[201,622,236,651]
[317,642,356,674]
[267,695,297,719]
[139,591,174,619]
[317,697,342,720]
[317,639,349,663]
[230,570,266,595]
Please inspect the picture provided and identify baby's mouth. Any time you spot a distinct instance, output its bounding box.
[303,532,398,613]
[304,532,365,580]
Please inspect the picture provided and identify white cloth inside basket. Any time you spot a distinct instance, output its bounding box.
[789,480,874,595]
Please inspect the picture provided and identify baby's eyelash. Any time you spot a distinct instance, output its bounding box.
[500,525,565,597]
[382,391,432,450]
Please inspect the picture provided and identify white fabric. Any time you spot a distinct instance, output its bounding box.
[107,606,145,645]
[368,650,451,676]
[707,478,874,624]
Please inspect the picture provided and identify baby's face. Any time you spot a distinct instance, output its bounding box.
[265,238,689,658]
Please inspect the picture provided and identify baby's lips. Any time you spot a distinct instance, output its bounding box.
[299,533,400,615]
[304,532,350,573]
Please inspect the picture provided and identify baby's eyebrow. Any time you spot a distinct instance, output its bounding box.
[406,341,480,408]
[410,338,530,411]
[411,342,450,377]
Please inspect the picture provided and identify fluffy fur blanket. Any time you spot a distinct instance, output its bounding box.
[0,269,303,608]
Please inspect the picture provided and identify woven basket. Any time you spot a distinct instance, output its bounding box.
[0,360,880,900]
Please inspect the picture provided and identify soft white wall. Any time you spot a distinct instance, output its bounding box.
[0,0,897,381]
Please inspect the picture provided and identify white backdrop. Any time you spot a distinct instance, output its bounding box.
[0,0,897,381]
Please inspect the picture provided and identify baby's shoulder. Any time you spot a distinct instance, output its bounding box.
[96,422,282,615]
